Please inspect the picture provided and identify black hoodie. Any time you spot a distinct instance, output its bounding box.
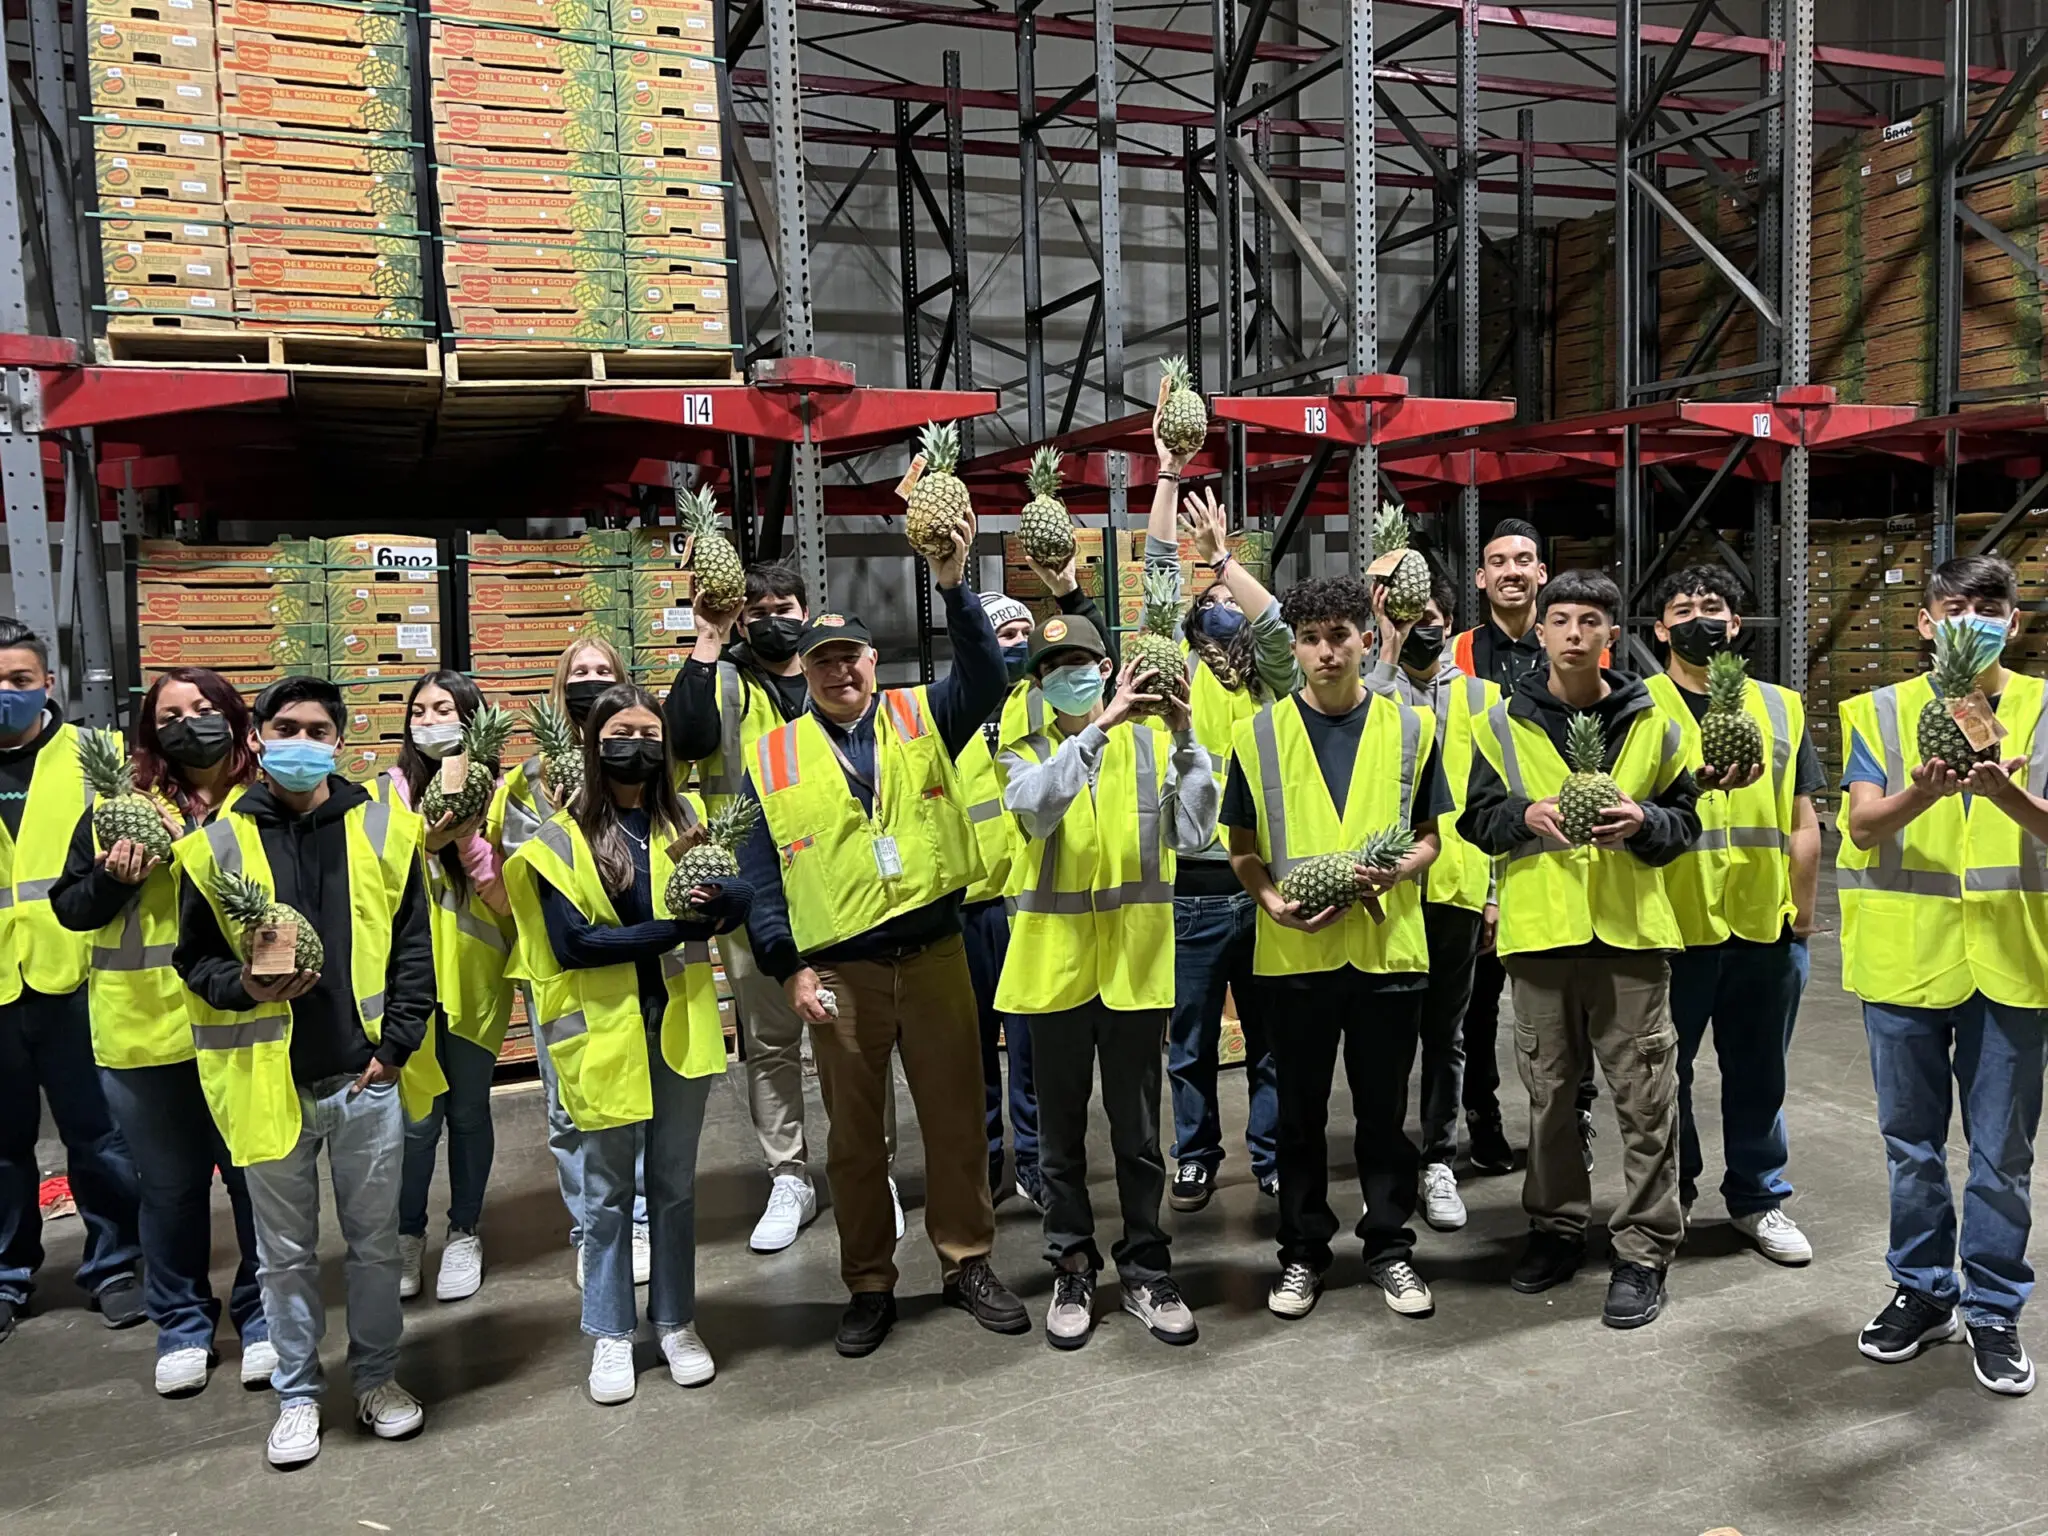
[1458,668,1701,954]
[663,642,808,764]
[172,774,434,1085]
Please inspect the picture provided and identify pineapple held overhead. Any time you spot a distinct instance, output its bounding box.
[1370,504,1432,624]
[79,727,175,863]
[525,699,584,806]
[420,705,514,827]
[678,485,746,613]
[1126,568,1190,719]
[1155,356,1207,459]
[905,420,973,562]
[1277,823,1416,915]
[664,797,760,918]
[1918,617,2006,769]
[1699,651,1763,781]
[217,869,324,973]
[1557,711,1621,845]
[1018,447,1075,567]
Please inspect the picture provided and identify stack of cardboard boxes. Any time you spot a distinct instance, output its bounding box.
[135,537,326,686]
[465,530,630,747]
[324,532,445,782]
[625,527,700,685]
[1803,519,1932,800]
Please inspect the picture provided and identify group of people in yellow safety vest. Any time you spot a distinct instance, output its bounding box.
[3,430,2044,1471]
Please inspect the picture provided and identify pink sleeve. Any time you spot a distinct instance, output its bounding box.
[458,830,502,885]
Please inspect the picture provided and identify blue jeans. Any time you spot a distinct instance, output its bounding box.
[243,1075,405,1401]
[1671,939,1808,1215]
[99,1060,265,1356]
[581,1044,713,1339]
[961,898,1037,1180]
[1165,891,1276,1179]
[0,985,141,1302]
[399,1029,498,1237]
[1864,993,2048,1326]
[529,985,646,1247]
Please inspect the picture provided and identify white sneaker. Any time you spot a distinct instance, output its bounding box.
[357,1380,424,1440]
[632,1224,652,1286]
[397,1234,425,1301]
[748,1174,818,1254]
[1420,1162,1468,1232]
[659,1323,716,1387]
[1733,1207,1814,1266]
[266,1400,321,1467]
[436,1230,484,1301]
[589,1336,637,1404]
[155,1346,211,1397]
[889,1177,905,1242]
[240,1338,279,1389]
[574,1243,585,1292]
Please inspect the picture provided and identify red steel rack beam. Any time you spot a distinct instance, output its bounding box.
[1210,373,1519,447]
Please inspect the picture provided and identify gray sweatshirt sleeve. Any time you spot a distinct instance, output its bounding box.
[1251,597,1303,696]
[1366,656,1403,700]
[1000,724,1107,842]
[1165,728,1219,854]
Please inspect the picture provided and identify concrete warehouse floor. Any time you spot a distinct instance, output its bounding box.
[7,908,2048,1536]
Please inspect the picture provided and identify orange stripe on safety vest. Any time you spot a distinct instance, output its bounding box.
[1452,628,1478,677]
[884,689,927,740]
[756,725,800,793]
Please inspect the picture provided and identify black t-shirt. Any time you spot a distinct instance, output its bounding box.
[1668,678,1826,796]
[1220,694,1454,833]
[763,667,808,718]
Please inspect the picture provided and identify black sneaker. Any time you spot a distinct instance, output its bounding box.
[1510,1229,1585,1294]
[835,1290,897,1358]
[94,1275,146,1330]
[943,1256,1030,1335]
[1257,1172,1280,1200]
[1858,1287,1960,1363]
[1578,1109,1597,1174]
[1602,1262,1667,1329]
[1168,1161,1212,1212]
[0,1295,18,1342]
[1968,1321,2036,1396]
[1466,1116,1514,1177]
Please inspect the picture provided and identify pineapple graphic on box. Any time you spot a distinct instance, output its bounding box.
[217,869,325,972]
[1018,447,1074,567]
[1155,355,1207,458]
[904,421,971,561]
[1125,568,1190,720]
[664,797,758,918]
[1370,504,1432,624]
[1919,617,2005,769]
[420,705,514,826]
[1278,824,1414,915]
[1699,651,1763,781]
[79,728,176,864]
[526,699,584,804]
[677,485,744,611]
[1558,711,1621,845]
[362,11,405,45]
[360,47,404,88]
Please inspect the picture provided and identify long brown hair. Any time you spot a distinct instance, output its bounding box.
[398,668,488,898]
[569,683,688,895]
[134,667,258,812]
[1182,583,1265,701]
[549,635,627,725]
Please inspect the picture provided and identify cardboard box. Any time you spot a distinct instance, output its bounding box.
[612,64,719,122]
[630,570,692,607]
[429,59,614,113]
[223,206,410,241]
[234,225,420,261]
[93,120,220,163]
[218,0,408,45]
[344,699,409,742]
[435,142,619,180]
[89,0,213,23]
[446,306,625,342]
[469,531,631,563]
[220,33,408,89]
[622,193,723,239]
[609,0,714,40]
[430,0,604,33]
[219,75,411,136]
[140,537,320,575]
[106,312,239,333]
[623,230,724,262]
[324,532,440,571]
[90,62,220,117]
[615,165,721,205]
[137,625,323,667]
[436,180,622,233]
[102,238,230,288]
[136,581,317,624]
[433,162,616,197]
[630,645,692,676]
[227,164,418,219]
[624,604,694,644]
[629,527,696,567]
[96,200,228,242]
[427,20,610,72]
[627,312,727,346]
[444,265,625,307]
[468,572,627,614]
[470,614,624,654]
[616,114,721,161]
[332,622,442,664]
[223,130,412,177]
[105,283,230,316]
[87,16,214,70]
[432,102,618,153]
[337,740,404,785]
[326,573,442,623]
[629,272,727,311]
[335,672,415,706]
[234,291,425,324]
[144,665,295,696]
[95,149,224,203]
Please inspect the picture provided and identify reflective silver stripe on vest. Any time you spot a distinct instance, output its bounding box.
[359,989,385,1020]
[537,1009,588,1051]
[361,799,392,859]
[0,889,13,910]
[968,798,1004,823]
[206,818,243,873]
[659,942,713,982]
[1760,683,1793,786]
[536,818,576,866]
[1490,706,1571,864]
[1851,685,1933,895]
[437,883,509,954]
[1692,826,1790,854]
[91,906,175,971]
[699,662,745,796]
[1839,864,1962,898]
[1661,717,1682,776]
[1012,730,1171,915]
[193,1017,287,1049]
[1967,866,2048,893]
[1027,688,1047,734]
[15,876,59,902]
[1251,707,1294,873]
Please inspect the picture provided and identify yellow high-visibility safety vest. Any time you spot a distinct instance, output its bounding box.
[753,687,982,954]
[694,660,795,811]
[997,678,1048,756]
[1470,702,1687,956]
[1426,672,1501,914]
[1187,655,1259,859]
[994,720,1176,1012]
[1837,674,2048,1010]
[1233,693,1437,978]
[0,721,93,1007]
[501,803,726,1132]
[1646,671,1802,946]
[488,755,559,857]
[171,794,442,1166]
[957,727,1021,904]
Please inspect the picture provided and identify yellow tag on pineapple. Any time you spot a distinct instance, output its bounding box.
[1365,550,1405,580]
[895,455,927,502]
[1953,691,2007,753]
[251,920,299,977]
[1154,374,1172,414]
[439,751,469,795]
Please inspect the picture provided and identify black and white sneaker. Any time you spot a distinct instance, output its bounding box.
[1858,1287,1960,1363]
[1578,1109,1596,1174]
[1168,1161,1213,1212]
[1368,1258,1434,1317]
[1267,1261,1323,1319]
[1256,1172,1279,1200]
[1968,1321,2036,1396]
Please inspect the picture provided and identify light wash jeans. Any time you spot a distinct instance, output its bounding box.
[243,1074,405,1402]
[399,1030,498,1237]
[581,1038,714,1339]
[528,984,647,1247]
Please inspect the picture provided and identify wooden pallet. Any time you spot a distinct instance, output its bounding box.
[95,327,440,378]
[442,342,740,390]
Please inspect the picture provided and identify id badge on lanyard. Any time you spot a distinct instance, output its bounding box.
[825,723,903,881]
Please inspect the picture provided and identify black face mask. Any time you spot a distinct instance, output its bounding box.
[1666,617,1732,667]
[598,737,665,784]
[747,617,803,663]
[1401,625,1446,672]
[157,713,234,769]
[564,679,610,725]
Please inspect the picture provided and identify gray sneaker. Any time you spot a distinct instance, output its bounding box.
[1122,1276,1198,1345]
[1044,1268,1095,1351]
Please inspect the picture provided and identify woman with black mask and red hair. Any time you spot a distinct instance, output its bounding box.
[50,666,273,1399]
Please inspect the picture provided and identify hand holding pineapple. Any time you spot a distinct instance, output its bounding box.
[1586,793,1645,848]
[1096,657,1185,734]
[100,837,164,886]
[1152,356,1207,471]
[424,809,484,855]
[1023,550,1079,599]
[925,506,976,589]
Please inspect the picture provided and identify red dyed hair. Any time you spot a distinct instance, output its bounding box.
[133,666,258,810]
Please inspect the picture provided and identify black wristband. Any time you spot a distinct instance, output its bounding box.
[1158,471,1180,483]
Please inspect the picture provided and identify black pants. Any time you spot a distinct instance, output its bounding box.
[1272,969,1425,1270]
[1462,947,1599,1123]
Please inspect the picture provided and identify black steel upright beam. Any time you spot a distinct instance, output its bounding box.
[1934,0,1968,564]
[1514,107,1542,425]
[944,51,975,462]
[1213,0,1247,525]
[1016,0,1047,440]
[1455,0,1482,623]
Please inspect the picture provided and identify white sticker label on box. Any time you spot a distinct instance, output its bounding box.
[191,294,216,308]
[1897,168,1914,186]
[1885,567,1905,585]
[177,85,201,96]
[180,133,205,146]
[406,604,432,616]
[1884,119,1915,142]
[185,262,213,276]
[180,180,207,192]
[397,624,433,649]
[662,606,694,632]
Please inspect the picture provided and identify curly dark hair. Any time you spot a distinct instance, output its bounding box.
[1650,561,1745,619]
[1279,575,1373,631]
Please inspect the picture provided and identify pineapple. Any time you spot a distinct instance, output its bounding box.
[421,705,514,827]
[216,869,324,973]
[526,699,584,807]
[1276,824,1415,914]
[905,421,972,561]
[663,798,760,917]
[1155,355,1207,458]
[1699,651,1763,781]
[676,484,744,611]
[1558,712,1622,845]
[1018,447,1074,567]
[79,728,174,863]
[1125,568,1189,719]
[1371,503,1432,624]
[1919,618,2004,769]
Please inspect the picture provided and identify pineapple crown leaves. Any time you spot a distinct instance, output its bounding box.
[1139,566,1183,634]
[1358,822,1417,869]
[674,484,722,538]
[704,794,760,852]
[1025,446,1064,499]
[1371,502,1414,559]
[525,698,579,755]
[1930,617,2004,697]
[214,868,276,927]
[1160,354,1194,390]
[1565,711,1607,775]
[916,420,962,476]
[462,704,516,765]
[78,726,137,797]
[1704,649,1751,706]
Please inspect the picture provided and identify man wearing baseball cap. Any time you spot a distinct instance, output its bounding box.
[733,520,1032,1357]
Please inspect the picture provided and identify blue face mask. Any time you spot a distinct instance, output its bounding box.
[1002,642,1031,683]
[1199,605,1246,644]
[1040,661,1106,715]
[1962,615,2012,657]
[0,687,46,736]
[260,738,337,793]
